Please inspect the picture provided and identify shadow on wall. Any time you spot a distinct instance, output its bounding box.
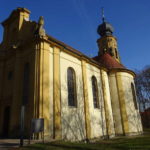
[60,72,106,141]
[123,85,142,134]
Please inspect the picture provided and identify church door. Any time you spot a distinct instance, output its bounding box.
[2,106,11,137]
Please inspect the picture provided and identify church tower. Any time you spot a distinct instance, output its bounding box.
[97,9,120,62]
[94,9,143,136]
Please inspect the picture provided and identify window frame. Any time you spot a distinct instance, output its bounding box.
[91,76,100,109]
[67,67,77,107]
[131,82,138,110]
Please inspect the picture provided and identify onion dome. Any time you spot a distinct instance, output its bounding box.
[97,21,114,36]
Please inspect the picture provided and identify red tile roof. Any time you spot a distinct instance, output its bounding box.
[93,53,125,69]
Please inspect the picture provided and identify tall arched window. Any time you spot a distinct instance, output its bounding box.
[91,76,99,108]
[131,83,138,109]
[67,67,77,107]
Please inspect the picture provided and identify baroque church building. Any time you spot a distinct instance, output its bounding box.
[0,8,143,140]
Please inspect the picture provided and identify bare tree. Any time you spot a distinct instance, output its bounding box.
[135,66,150,127]
[135,66,150,111]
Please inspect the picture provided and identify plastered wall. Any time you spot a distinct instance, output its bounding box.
[60,51,86,141]
[86,63,106,138]
[49,46,54,138]
[102,71,115,136]
[109,73,123,135]
[120,72,143,134]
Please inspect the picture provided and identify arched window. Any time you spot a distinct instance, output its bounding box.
[131,83,138,109]
[22,63,30,105]
[67,67,77,107]
[91,76,99,108]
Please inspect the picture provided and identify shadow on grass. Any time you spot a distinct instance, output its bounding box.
[22,131,150,150]
[25,142,96,150]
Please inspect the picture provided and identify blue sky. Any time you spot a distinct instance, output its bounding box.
[0,0,150,70]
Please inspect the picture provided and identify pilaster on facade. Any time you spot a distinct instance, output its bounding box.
[34,39,51,138]
[81,60,91,140]
[100,70,115,137]
[53,46,61,140]
[115,72,129,135]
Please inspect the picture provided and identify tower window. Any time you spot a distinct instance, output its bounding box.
[67,67,77,107]
[131,83,138,110]
[91,76,99,108]
[115,48,118,58]
[109,48,114,56]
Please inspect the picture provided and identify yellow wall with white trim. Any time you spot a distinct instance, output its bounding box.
[60,51,86,141]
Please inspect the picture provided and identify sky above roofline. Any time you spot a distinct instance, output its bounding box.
[0,0,150,71]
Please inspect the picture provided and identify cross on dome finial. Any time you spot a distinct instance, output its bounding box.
[97,8,114,37]
[102,7,105,22]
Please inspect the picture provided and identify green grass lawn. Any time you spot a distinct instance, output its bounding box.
[19,130,150,150]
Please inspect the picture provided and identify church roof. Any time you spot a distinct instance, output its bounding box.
[47,34,83,56]
[46,34,107,70]
[46,34,135,76]
[93,53,125,69]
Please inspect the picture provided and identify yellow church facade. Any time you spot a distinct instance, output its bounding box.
[0,8,142,141]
